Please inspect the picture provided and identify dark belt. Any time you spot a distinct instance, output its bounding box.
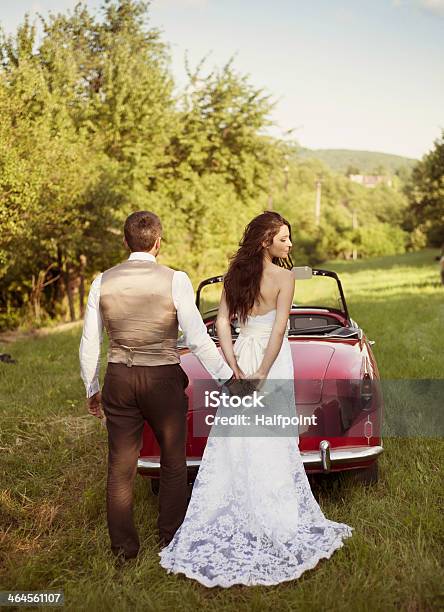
[108,342,178,367]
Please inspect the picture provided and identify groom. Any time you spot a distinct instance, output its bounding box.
[79,211,234,559]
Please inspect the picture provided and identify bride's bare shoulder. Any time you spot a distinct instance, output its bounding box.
[268,264,294,284]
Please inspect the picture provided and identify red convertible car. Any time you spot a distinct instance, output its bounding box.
[138,266,383,492]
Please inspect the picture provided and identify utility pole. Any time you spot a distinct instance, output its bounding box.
[268,174,273,210]
[352,209,358,260]
[314,177,322,226]
[283,154,289,193]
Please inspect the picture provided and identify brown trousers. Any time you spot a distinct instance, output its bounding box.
[101,362,189,557]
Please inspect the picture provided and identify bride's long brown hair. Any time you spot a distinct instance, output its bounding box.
[223,211,293,324]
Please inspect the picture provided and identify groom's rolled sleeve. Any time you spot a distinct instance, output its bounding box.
[79,274,103,398]
[173,271,233,385]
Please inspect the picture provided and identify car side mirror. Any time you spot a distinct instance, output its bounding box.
[292,266,313,280]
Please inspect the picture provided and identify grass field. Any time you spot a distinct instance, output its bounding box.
[0,249,443,611]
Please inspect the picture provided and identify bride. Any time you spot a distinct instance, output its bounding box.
[159,211,353,587]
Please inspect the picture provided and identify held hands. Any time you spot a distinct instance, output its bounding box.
[247,369,267,381]
[232,364,246,380]
[224,363,248,397]
[87,391,105,420]
[246,369,268,392]
[225,365,267,396]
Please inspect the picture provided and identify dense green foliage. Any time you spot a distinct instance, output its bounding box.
[0,0,436,331]
[404,130,444,248]
[265,153,409,265]
[0,1,278,329]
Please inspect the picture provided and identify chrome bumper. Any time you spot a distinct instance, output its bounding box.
[301,442,383,472]
[138,441,383,474]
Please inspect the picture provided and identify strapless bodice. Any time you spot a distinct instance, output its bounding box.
[234,309,290,377]
[238,309,289,339]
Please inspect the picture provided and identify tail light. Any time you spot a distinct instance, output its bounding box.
[360,373,373,409]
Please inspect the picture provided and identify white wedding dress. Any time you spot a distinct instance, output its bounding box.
[159,309,353,587]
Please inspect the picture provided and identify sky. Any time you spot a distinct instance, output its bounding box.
[1,0,444,159]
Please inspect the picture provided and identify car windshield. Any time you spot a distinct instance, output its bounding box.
[293,273,344,311]
[198,281,223,316]
[197,269,346,317]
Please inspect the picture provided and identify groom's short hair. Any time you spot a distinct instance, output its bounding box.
[124,211,162,252]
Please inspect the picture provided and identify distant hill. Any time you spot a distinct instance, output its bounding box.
[296,148,418,175]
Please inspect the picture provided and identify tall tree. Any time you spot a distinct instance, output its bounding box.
[405,130,444,247]
[0,1,282,327]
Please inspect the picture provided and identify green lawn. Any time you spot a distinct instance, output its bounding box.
[324,248,444,378]
[0,249,443,611]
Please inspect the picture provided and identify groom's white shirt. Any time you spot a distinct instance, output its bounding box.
[79,251,233,397]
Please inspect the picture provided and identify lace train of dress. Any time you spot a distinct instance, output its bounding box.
[159,309,353,587]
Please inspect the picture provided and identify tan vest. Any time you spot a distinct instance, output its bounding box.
[99,259,180,367]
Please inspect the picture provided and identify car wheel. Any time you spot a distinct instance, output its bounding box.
[150,479,160,496]
[345,461,379,486]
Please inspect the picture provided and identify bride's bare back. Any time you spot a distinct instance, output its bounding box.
[249,263,294,317]
[216,263,295,379]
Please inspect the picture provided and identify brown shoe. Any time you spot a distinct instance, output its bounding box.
[113,548,139,567]
[158,538,171,551]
